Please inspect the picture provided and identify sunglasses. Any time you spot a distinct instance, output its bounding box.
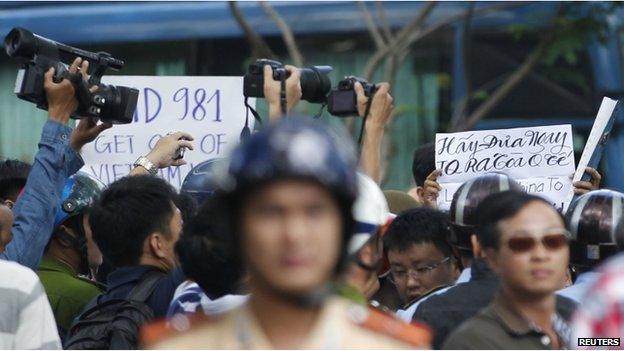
[505,232,570,253]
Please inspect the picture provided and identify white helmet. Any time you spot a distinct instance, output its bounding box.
[348,172,391,255]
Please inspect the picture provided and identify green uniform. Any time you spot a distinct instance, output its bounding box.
[37,256,103,337]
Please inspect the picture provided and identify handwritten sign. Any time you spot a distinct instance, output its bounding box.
[79,76,254,189]
[435,125,576,210]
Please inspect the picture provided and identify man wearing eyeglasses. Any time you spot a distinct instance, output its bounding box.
[443,191,576,350]
[383,208,460,311]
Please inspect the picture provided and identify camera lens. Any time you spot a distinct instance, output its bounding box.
[299,65,332,103]
[4,31,20,57]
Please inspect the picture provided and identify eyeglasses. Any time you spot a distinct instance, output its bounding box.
[505,231,570,253]
[389,257,451,283]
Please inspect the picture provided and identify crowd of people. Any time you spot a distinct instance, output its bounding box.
[1,57,624,350]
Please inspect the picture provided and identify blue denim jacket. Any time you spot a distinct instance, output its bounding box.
[0,120,84,270]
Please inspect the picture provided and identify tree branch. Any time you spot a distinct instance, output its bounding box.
[359,1,385,49]
[229,1,276,59]
[460,33,555,131]
[364,2,527,81]
[375,1,393,43]
[363,1,437,80]
[260,1,304,67]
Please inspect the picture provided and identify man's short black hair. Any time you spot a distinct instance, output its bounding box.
[412,142,435,187]
[176,197,244,297]
[383,207,454,258]
[89,175,177,267]
[0,159,31,201]
[476,191,561,250]
[175,192,198,224]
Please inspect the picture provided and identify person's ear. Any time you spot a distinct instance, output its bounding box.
[148,233,167,259]
[415,186,425,202]
[357,241,374,267]
[484,248,500,274]
[3,199,14,210]
[56,225,75,248]
[471,234,484,259]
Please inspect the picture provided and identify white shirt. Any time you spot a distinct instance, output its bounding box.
[0,260,61,349]
[168,280,248,319]
[557,271,600,304]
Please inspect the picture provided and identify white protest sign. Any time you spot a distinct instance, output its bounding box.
[562,97,618,212]
[79,76,254,189]
[435,124,576,210]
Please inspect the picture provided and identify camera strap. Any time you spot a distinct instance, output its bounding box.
[242,97,263,140]
[280,73,287,117]
[313,102,327,119]
[357,84,377,148]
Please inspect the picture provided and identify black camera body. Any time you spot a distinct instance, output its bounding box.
[243,58,332,104]
[4,27,138,124]
[327,76,377,117]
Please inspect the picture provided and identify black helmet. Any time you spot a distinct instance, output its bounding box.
[449,173,523,251]
[217,118,359,274]
[565,189,624,267]
[180,158,228,206]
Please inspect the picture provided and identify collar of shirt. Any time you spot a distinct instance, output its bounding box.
[105,265,163,292]
[234,296,345,349]
[469,259,498,281]
[38,256,77,276]
[490,291,567,345]
[575,271,600,285]
[456,267,472,283]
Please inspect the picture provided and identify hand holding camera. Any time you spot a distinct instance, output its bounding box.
[44,57,86,124]
[264,64,302,121]
[356,81,394,130]
[5,27,138,124]
[146,132,195,169]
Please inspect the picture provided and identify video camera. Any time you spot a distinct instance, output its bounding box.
[243,59,332,104]
[327,76,377,117]
[4,27,138,124]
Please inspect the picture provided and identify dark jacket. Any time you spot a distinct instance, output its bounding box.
[442,293,577,349]
[91,265,185,318]
[412,259,498,349]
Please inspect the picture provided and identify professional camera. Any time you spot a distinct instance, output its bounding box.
[4,27,138,124]
[327,76,377,117]
[243,58,332,103]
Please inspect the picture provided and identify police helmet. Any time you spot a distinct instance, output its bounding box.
[566,189,624,267]
[449,172,523,251]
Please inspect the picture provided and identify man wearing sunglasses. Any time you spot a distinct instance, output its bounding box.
[444,191,576,349]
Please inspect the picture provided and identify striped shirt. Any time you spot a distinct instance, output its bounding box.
[0,260,61,349]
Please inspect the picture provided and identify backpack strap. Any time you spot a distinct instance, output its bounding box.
[127,270,167,302]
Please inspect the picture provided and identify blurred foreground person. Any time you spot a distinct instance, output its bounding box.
[558,190,624,303]
[572,252,624,348]
[341,172,391,303]
[148,120,431,349]
[444,191,576,349]
[0,259,61,349]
